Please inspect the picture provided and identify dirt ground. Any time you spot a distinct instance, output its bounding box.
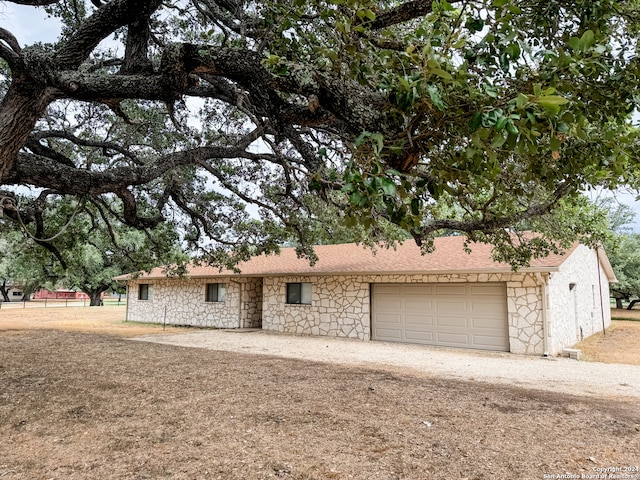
[1,308,639,480]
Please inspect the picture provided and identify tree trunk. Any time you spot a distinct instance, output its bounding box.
[615,298,623,309]
[89,290,104,306]
[0,82,53,182]
[0,285,10,302]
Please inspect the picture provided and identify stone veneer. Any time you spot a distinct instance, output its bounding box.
[127,277,262,328]
[262,272,546,354]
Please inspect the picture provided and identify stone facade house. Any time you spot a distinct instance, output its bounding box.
[117,237,616,356]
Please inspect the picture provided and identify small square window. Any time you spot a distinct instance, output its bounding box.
[139,284,150,301]
[205,283,226,302]
[286,283,312,305]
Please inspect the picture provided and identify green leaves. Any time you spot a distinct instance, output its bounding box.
[534,95,570,116]
[569,30,596,53]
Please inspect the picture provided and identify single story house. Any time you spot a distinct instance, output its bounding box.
[116,237,616,356]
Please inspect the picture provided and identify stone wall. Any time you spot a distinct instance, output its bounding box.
[126,277,263,328]
[548,245,612,353]
[262,275,370,339]
[505,274,544,355]
[240,278,263,328]
[262,272,545,354]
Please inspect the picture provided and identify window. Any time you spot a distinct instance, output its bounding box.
[205,283,226,303]
[286,282,312,305]
[138,284,150,301]
[12,291,22,297]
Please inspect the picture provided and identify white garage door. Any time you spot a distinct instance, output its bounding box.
[372,283,509,351]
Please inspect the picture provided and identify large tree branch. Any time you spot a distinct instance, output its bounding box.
[182,44,391,135]
[0,27,21,61]
[6,142,282,195]
[56,0,163,68]
[29,130,142,165]
[120,15,154,75]
[44,43,389,137]
[413,182,575,243]
[371,1,439,30]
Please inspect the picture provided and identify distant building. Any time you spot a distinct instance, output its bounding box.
[34,289,90,300]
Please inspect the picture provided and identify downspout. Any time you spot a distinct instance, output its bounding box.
[595,246,606,336]
[535,272,550,357]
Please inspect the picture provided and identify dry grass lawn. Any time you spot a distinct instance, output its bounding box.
[0,305,186,337]
[0,307,638,479]
[574,309,640,365]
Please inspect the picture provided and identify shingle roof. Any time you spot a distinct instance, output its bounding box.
[116,236,611,281]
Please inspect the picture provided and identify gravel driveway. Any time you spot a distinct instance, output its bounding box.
[134,329,640,400]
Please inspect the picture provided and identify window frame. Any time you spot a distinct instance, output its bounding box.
[286,282,312,305]
[205,283,227,303]
[138,283,150,301]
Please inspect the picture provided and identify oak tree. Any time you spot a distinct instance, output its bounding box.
[0,196,187,305]
[1,0,639,265]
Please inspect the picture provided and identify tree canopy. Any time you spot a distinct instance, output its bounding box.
[0,196,186,304]
[596,197,640,308]
[1,0,639,266]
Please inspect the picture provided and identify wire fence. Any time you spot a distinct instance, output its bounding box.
[0,298,126,309]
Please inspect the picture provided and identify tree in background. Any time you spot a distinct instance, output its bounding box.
[608,234,640,309]
[597,197,640,309]
[0,197,187,305]
[1,1,640,267]
[0,228,52,302]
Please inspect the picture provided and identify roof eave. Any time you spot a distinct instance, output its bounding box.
[118,265,563,281]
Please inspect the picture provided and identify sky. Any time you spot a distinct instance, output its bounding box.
[2,2,640,232]
[0,3,62,45]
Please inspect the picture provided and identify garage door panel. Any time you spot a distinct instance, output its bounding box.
[404,330,434,342]
[375,285,402,295]
[434,301,468,315]
[435,285,467,295]
[470,304,506,316]
[404,297,433,310]
[403,285,433,295]
[472,316,506,329]
[436,315,469,328]
[374,313,402,326]
[372,283,509,351]
[374,297,402,310]
[470,298,506,307]
[374,328,402,340]
[405,314,433,326]
[472,334,509,348]
[436,332,470,346]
